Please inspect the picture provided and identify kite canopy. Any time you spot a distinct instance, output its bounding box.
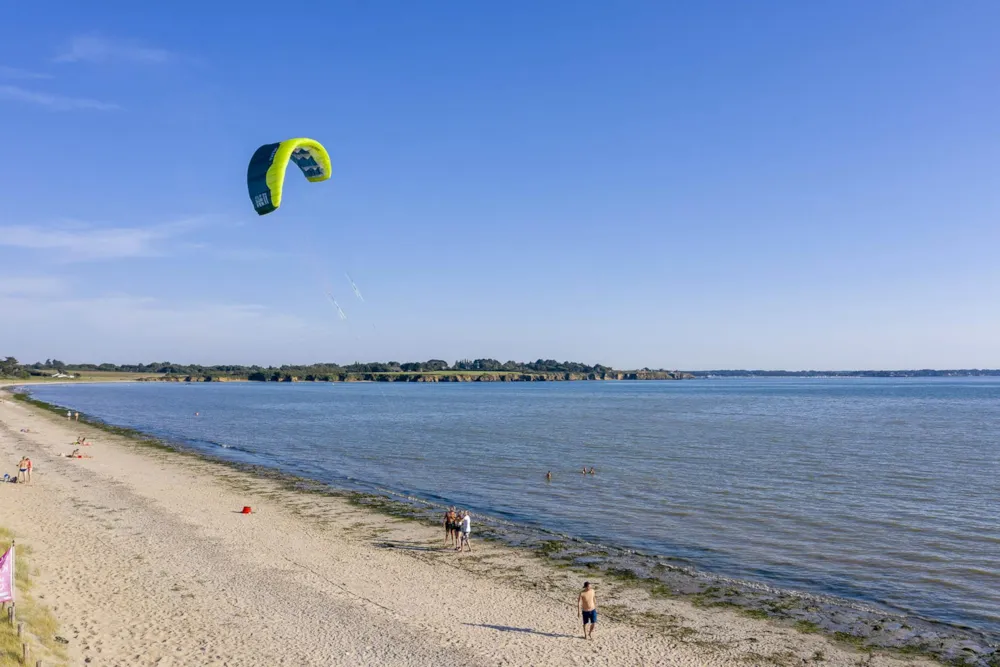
[247,138,331,215]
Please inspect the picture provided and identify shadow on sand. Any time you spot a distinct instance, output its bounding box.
[376,540,446,552]
[464,623,579,639]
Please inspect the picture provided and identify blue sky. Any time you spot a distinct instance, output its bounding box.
[1,1,998,370]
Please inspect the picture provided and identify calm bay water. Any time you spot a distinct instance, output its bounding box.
[26,378,1000,635]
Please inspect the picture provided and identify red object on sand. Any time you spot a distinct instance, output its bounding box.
[241,506,252,514]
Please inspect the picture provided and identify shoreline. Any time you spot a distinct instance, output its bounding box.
[0,384,991,666]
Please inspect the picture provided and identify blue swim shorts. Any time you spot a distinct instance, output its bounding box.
[582,609,597,625]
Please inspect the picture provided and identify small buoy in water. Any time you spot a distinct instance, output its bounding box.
[241,506,252,514]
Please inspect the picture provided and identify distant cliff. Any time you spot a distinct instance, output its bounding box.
[137,370,694,384]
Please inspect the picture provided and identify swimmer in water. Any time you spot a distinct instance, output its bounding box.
[546,471,552,481]
[589,467,596,475]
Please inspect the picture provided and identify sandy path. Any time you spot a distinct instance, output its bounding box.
[0,391,937,666]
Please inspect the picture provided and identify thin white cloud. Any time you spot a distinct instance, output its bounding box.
[0,65,53,80]
[0,275,66,297]
[1,293,311,362]
[0,85,120,111]
[0,218,205,261]
[54,35,174,65]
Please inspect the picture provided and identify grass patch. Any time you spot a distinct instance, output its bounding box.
[4,371,164,384]
[741,608,770,620]
[0,528,66,667]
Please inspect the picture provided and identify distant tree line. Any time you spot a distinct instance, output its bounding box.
[0,357,29,378]
[6,357,997,380]
[0,356,620,379]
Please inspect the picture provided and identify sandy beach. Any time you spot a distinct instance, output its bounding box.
[0,386,939,666]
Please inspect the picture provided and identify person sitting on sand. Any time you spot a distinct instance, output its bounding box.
[578,582,597,639]
[68,449,92,459]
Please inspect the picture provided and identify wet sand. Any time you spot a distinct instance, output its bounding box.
[0,387,940,666]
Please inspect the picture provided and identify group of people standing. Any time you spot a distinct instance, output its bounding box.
[442,507,472,552]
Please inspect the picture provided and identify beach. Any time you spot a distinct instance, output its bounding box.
[0,387,940,666]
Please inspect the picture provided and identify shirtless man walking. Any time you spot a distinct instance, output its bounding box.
[578,582,597,639]
[443,507,458,548]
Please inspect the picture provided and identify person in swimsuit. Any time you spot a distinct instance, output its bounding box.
[452,508,462,547]
[451,508,462,547]
[578,582,597,639]
[546,471,552,481]
[17,456,28,483]
[443,508,457,547]
[25,457,32,483]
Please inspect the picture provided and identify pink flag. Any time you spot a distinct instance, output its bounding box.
[0,545,14,603]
